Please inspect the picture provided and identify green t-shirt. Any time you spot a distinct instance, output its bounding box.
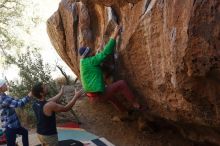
[80,38,116,92]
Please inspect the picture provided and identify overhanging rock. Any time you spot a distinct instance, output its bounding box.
[47,0,220,144]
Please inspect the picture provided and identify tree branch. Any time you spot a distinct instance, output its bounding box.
[57,65,70,85]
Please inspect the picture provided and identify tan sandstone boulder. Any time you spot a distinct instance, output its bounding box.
[47,0,220,144]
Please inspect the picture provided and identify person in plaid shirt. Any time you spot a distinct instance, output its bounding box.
[0,79,32,146]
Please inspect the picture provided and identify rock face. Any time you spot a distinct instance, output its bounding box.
[47,0,220,144]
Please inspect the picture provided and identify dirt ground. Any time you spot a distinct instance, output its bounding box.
[58,85,210,146]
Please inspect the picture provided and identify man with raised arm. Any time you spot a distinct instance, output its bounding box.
[32,82,83,146]
[0,79,32,146]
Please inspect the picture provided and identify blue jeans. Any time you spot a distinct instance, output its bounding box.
[5,127,29,146]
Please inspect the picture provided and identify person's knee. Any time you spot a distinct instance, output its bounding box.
[111,80,127,90]
[117,80,126,86]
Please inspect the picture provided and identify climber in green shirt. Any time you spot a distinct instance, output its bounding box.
[79,25,141,113]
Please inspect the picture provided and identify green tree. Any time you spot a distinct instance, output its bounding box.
[6,47,57,97]
[0,0,41,65]
[0,0,24,50]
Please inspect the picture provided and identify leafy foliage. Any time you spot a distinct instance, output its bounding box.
[0,0,41,64]
[6,47,57,97]
[0,0,25,50]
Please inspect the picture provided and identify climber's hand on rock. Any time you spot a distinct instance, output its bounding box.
[111,25,121,39]
[96,43,103,54]
[96,48,101,54]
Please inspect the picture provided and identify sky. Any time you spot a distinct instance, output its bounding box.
[1,0,76,80]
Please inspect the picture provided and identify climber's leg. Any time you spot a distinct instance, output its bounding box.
[103,80,140,109]
[108,97,127,112]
